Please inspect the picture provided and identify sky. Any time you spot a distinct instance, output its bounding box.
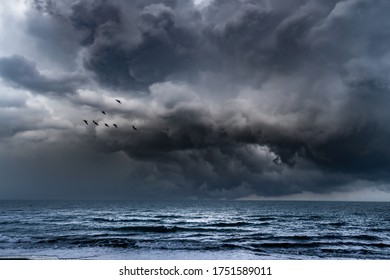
[1,0,390,200]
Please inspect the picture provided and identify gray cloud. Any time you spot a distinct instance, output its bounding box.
[0,55,85,94]
[1,0,390,199]
[60,0,205,90]
[26,5,81,69]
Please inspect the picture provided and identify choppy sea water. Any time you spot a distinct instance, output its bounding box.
[0,200,389,259]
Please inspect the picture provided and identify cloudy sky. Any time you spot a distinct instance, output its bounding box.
[1,0,390,200]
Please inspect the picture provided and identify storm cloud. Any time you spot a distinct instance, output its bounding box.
[1,0,390,200]
[0,55,85,94]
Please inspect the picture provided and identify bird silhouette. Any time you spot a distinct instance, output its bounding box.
[115,99,121,104]
[101,110,106,115]
[83,120,88,125]
[104,123,109,127]
[132,125,137,131]
[93,120,99,126]
[113,124,118,128]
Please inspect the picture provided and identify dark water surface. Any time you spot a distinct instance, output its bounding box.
[0,200,389,259]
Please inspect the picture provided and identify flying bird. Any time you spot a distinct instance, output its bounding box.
[132,125,137,131]
[101,111,106,115]
[83,120,88,125]
[93,120,99,126]
[115,99,121,104]
[113,124,118,128]
[104,123,109,127]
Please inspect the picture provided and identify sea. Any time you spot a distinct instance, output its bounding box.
[0,200,389,259]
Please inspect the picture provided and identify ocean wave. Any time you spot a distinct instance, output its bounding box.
[91,217,161,223]
[110,225,196,233]
[207,221,252,227]
[320,221,348,227]
[36,236,136,248]
[0,234,31,244]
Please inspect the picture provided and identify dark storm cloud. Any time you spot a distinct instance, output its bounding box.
[26,4,81,69]
[0,55,85,94]
[57,0,204,90]
[2,0,390,199]
[81,0,390,197]
[201,0,390,171]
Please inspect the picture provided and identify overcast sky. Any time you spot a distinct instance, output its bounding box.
[1,0,390,200]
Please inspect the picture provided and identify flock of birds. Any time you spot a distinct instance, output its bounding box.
[82,98,283,166]
[82,98,285,166]
[83,99,138,131]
